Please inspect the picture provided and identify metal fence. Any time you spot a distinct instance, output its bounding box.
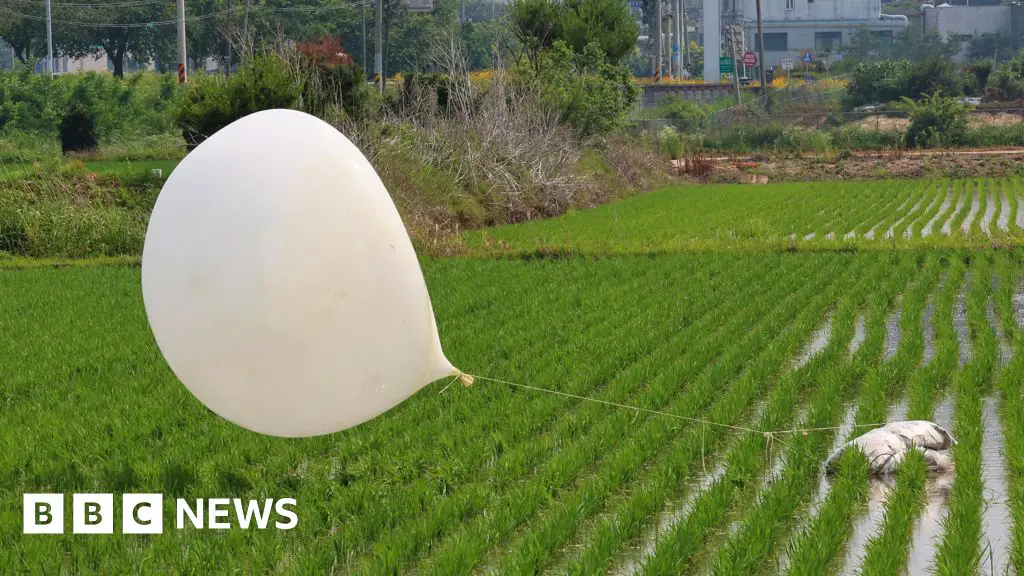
[628,107,1024,141]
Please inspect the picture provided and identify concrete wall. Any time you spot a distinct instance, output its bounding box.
[734,0,907,71]
[922,5,1012,62]
[1014,6,1024,47]
[743,21,906,70]
[67,54,110,74]
[922,5,1011,37]
[0,39,13,70]
[641,83,739,107]
[745,0,883,23]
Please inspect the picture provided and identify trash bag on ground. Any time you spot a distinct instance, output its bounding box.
[825,420,956,476]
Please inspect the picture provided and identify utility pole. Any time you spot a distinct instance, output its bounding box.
[45,0,54,77]
[177,0,187,83]
[681,0,688,73]
[362,1,367,71]
[460,0,465,23]
[702,0,720,81]
[656,0,662,82]
[667,14,673,80]
[226,0,232,75]
[676,0,683,76]
[374,0,383,93]
[755,0,767,106]
[729,24,740,104]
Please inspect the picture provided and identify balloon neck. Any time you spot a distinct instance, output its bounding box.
[453,368,475,387]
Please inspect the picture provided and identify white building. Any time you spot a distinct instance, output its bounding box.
[738,0,909,72]
[922,4,1014,62]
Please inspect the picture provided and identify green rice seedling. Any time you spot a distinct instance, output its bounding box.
[990,249,1024,574]
[415,256,863,576]
[634,256,906,576]
[901,182,947,241]
[0,256,764,573]
[552,275,884,576]
[461,178,1017,256]
[856,260,958,573]
[327,256,750,559]
[857,450,929,576]
[708,254,931,576]
[780,254,943,576]
[934,252,994,575]
[344,256,810,571]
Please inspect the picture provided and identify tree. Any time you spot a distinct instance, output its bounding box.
[985,49,1024,101]
[508,0,561,69]
[55,1,173,77]
[558,0,639,63]
[685,40,702,78]
[0,10,45,63]
[891,26,961,62]
[903,55,963,99]
[967,34,1015,63]
[900,90,969,149]
[509,0,638,69]
[533,40,639,137]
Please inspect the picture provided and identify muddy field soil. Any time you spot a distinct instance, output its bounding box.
[701,151,1024,184]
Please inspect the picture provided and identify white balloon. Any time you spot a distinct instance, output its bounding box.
[141,108,467,438]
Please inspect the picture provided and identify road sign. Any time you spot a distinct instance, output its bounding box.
[765,67,774,83]
[802,52,813,64]
[629,0,642,8]
[781,58,793,71]
[719,56,733,74]
[743,51,757,67]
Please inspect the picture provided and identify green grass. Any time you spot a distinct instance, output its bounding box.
[463,178,1024,255]
[82,159,180,178]
[3,175,1024,574]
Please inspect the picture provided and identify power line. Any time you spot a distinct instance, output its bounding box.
[10,0,170,7]
[0,3,369,28]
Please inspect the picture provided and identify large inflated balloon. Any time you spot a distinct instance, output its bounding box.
[142,108,468,438]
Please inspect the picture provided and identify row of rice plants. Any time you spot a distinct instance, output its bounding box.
[326,258,677,560]
[992,250,1024,574]
[418,255,860,576]
[633,254,899,576]
[855,255,960,576]
[780,253,945,575]
[703,254,918,576]
[935,253,993,575]
[466,178,1024,256]
[553,257,862,575]
[345,255,803,572]
[900,182,946,240]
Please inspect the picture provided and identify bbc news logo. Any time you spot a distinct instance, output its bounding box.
[24,494,298,534]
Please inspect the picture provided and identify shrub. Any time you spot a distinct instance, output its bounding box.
[654,96,707,133]
[902,56,963,100]
[846,59,915,107]
[59,105,99,153]
[0,67,178,144]
[400,73,452,115]
[293,36,375,122]
[174,53,301,149]
[532,40,640,137]
[900,90,970,149]
[965,59,995,97]
[985,49,1024,101]
[659,125,684,159]
[845,57,962,107]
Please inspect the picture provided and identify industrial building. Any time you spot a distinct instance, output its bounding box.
[702,0,909,80]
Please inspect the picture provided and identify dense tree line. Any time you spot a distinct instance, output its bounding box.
[0,0,506,77]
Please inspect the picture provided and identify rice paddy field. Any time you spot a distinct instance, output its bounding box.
[465,177,1024,254]
[4,177,1024,575]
